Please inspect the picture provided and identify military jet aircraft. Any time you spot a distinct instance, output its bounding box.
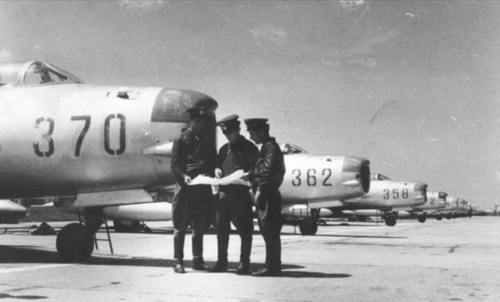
[398,191,447,223]
[278,143,371,235]
[0,61,370,260]
[54,142,371,236]
[0,60,218,261]
[336,174,428,226]
[438,196,461,220]
[0,199,27,224]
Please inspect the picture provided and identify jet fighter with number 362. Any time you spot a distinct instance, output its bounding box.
[54,143,372,236]
[279,143,371,235]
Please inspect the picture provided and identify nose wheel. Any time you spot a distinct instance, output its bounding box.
[56,223,94,262]
[299,217,318,235]
[298,209,320,235]
[417,215,426,223]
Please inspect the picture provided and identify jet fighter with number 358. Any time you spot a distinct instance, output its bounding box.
[340,174,428,226]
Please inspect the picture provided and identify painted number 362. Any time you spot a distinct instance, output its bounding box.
[291,168,333,187]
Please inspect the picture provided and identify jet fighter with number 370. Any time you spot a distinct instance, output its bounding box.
[0,61,371,260]
[0,61,218,261]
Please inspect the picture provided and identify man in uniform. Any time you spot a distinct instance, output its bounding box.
[244,118,286,277]
[170,104,217,273]
[210,115,259,275]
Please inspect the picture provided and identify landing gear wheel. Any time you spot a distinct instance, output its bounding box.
[436,215,442,221]
[56,223,94,262]
[299,217,318,235]
[385,218,397,227]
[417,216,426,223]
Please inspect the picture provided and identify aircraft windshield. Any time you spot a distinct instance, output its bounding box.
[372,174,391,180]
[0,61,83,87]
[280,143,307,155]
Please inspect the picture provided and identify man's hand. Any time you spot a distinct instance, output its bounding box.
[215,168,222,179]
[253,190,261,205]
[183,175,192,184]
[240,172,250,181]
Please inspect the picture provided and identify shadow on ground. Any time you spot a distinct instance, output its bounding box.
[0,246,349,278]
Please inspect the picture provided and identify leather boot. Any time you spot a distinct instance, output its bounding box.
[173,260,185,274]
[210,260,228,273]
[251,267,281,277]
[192,258,211,271]
[236,262,250,275]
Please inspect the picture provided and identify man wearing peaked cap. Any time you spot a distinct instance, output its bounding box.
[170,102,218,273]
[210,115,259,275]
[244,118,286,277]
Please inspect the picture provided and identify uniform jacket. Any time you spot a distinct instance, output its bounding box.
[250,137,286,191]
[217,135,259,177]
[171,128,217,185]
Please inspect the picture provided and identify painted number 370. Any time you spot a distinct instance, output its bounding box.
[34,114,126,157]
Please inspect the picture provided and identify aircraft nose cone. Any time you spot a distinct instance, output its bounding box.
[151,89,218,123]
[414,182,428,202]
[342,157,371,193]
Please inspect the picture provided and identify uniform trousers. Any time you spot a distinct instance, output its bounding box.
[172,183,211,262]
[256,188,283,271]
[216,185,254,263]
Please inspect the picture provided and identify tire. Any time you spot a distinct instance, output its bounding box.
[56,223,94,262]
[299,217,318,235]
[385,218,397,227]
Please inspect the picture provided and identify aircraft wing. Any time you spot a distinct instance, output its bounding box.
[73,189,154,208]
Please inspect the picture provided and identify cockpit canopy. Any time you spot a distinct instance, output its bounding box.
[0,61,83,88]
[371,174,391,181]
[280,143,308,155]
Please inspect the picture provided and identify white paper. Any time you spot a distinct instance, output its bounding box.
[188,170,250,187]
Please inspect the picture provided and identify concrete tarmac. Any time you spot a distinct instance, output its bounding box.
[1,217,499,302]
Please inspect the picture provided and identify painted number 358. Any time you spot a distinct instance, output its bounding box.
[33,115,126,157]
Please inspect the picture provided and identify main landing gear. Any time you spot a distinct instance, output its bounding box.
[382,212,398,227]
[299,216,318,235]
[56,208,105,262]
[298,209,319,235]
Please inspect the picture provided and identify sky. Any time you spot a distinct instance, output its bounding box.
[1,1,499,210]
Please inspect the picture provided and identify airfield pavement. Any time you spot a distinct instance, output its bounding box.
[1,216,500,302]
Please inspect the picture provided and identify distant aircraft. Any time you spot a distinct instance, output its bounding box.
[0,61,217,261]
[337,174,428,226]
[437,196,468,219]
[407,191,447,222]
[0,200,27,224]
